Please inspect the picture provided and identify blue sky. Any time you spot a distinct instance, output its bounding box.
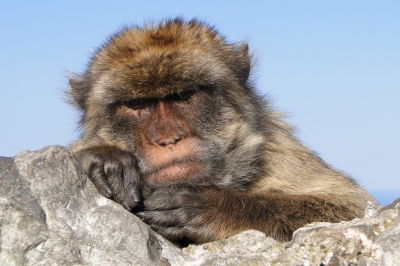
[1,1,399,205]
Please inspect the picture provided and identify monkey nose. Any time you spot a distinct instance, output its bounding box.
[157,135,181,146]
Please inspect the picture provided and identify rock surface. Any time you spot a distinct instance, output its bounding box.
[0,146,399,265]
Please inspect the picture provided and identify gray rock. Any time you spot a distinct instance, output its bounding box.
[0,146,188,266]
[185,201,399,266]
[1,146,399,265]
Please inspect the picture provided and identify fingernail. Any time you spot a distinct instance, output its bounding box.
[150,225,160,232]
[122,202,132,211]
[136,212,144,219]
[132,192,141,202]
[105,187,113,197]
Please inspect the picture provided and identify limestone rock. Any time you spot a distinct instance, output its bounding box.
[0,146,399,265]
[183,200,400,265]
[0,146,187,266]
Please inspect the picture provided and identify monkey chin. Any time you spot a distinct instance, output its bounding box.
[145,160,204,184]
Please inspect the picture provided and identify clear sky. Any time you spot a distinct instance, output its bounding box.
[1,1,399,205]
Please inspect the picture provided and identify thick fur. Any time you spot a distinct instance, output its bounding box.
[69,18,378,243]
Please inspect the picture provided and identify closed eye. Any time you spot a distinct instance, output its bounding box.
[119,98,157,110]
[176,89,197,100]
[117,85,210,109]
[167,86,205,102]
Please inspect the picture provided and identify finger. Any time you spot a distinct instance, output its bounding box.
[156,225,210,243]
[122,201,132,212]
[88,157,112,198]
[152,226,187,240]
[144,190,185,210]
[137,210,178,226]
[103,158,125,203]
[123,159,142,208]
[136,208,194,226]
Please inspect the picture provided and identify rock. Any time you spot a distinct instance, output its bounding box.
[0,146,188,266]
[185,201,400,266]
[1,146,399,265]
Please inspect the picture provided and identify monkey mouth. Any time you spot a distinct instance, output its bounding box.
[144,158,204,183]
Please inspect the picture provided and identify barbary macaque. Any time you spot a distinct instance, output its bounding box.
[68,18,377,243]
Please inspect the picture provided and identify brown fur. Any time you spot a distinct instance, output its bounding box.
[68,18,378,244]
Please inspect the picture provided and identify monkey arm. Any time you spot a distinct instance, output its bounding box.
[136,187,355,243]
[74,146,142,210]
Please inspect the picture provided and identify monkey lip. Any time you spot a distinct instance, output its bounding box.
[145,159,204,183]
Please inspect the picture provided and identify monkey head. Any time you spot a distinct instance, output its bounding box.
[70,18,267,195]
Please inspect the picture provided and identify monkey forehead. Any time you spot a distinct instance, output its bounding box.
[89,47,228,101]
[102,19,225,57]
[88,20,245,99]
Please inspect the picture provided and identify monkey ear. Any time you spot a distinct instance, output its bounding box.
[227,43,251,84]
[68,74,90,110]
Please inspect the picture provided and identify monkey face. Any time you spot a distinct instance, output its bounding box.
[113,86,221,187]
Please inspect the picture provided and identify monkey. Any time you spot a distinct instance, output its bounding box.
[68,18,378,244]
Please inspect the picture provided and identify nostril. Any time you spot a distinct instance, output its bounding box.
[156,137,179,146]
[152,130,184,146]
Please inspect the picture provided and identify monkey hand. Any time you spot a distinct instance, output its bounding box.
[137,187,354,243]
[136,187,248,243]
[75,147,142,211]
